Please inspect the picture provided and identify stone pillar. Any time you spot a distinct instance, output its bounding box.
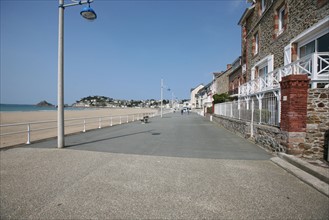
[280,75,310,155]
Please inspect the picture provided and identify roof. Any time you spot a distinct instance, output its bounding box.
[190,84,204,92]
[238,5,255,26]
[213,72,223,78]
[229,56,242,74]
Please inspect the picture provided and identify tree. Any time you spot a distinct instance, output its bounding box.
[213,93,233,104]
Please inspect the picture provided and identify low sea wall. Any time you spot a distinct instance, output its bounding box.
[211,114,286,153]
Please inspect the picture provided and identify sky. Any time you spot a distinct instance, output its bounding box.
[1,0,250,105]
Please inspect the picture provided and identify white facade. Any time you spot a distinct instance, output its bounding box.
[190,84,204,109]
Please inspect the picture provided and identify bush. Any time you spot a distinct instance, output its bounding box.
[207,107,213,114]
[213,93,233,104]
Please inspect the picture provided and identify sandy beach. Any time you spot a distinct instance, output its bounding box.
[0,108,158,148]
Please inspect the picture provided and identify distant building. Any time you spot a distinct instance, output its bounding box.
[212,64,231,95]
[228,56,243,97]
[196,82,213,111]
[190,84,204,109]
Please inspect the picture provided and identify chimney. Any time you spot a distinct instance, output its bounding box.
[227,64,232,70]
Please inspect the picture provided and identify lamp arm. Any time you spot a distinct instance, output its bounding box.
[71,0,94,3]
[62,0,94,8]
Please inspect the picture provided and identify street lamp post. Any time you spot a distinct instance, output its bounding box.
[160,79,172,118]
[160,79,163,118]
[57,0,97,148]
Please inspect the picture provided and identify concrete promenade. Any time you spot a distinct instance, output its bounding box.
[1,112,328,219]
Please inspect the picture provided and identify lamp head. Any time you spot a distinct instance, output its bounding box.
[80,6,97,20]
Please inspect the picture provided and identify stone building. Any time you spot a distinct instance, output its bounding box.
[228,56,244,96]
[239,0,328,86]
[226,0,329,160]
[212,64,231,95]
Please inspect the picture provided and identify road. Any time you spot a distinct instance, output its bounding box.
[1,112,328,219]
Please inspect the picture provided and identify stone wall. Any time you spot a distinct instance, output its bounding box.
[212,115,286,153]
[212,115,250,138]
[212,88,329,160]
[253,124,286,152]
[304,88,329,160]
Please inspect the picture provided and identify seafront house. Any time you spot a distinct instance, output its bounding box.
[213,65,231,95]
[196,64,239,114]
[190,84,204,109]
[195,83,213,114]
[214,0,329,161]
[239,0,328,92]
[228,56,244,97]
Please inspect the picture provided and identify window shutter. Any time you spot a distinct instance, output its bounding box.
[284,44,291,65]
[284,44,292,75]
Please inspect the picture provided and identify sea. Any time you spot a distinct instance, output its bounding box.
[0,104,83,112]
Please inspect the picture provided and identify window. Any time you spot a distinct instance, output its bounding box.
[317,0,328,8]
[298,32,329,75]
[278,6,285,34]
[274,2,287,38]
[259,65,268,84]
[299,32,329,57]
[261,0,266,13]
[299,41,315,58]
[317,32,329,53]
[254,32,259,55]
[251,55,273,81]
[262,0,265,13]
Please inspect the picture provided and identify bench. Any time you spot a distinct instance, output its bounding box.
[141,116,149,123]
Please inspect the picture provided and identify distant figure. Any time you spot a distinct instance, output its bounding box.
[187,109,190,115]
[181,109,183,115]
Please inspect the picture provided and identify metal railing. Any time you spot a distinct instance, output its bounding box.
[214,92,280,127]
[239,52,329,96]
[0,112,156,147]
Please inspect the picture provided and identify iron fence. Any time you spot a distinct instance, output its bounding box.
[214,92,280,126]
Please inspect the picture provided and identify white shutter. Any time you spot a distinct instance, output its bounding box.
[284,44,291,65]
[268,55,274,72]
[251,68,255,80]
[284,44,292,75]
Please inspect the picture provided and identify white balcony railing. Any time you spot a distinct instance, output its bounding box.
[239,52,329,96]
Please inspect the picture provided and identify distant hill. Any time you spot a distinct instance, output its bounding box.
[36,100,54,107]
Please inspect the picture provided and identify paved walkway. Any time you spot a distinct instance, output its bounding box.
[1,112,328,219]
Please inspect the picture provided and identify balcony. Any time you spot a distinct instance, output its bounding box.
[239,52,329,97]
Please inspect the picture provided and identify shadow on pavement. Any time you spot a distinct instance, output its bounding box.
[66,130,155,148]
[21,113,271,160]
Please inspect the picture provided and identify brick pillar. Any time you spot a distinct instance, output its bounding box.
[280,75,310,155]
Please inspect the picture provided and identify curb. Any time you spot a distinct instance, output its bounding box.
[271,157,329,197]
[277,152,329,184]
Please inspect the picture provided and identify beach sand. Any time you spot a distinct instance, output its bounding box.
[0,108,158,148]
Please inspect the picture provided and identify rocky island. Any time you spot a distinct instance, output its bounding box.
[36,100,55,107]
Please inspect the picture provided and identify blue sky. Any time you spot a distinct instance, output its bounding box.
[1,0,250,105]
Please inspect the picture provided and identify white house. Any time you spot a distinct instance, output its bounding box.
[190,84,204,109]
